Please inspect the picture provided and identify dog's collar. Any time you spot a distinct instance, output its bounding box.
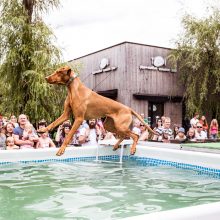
[66,73,78,86]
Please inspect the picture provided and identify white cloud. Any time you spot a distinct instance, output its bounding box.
[44,0,220,61]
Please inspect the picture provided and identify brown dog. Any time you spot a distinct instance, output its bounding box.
[40,66,156,156]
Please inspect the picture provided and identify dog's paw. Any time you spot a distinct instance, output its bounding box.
[113,146,119,151]
[56,148,65,156]
[130,147,136,155]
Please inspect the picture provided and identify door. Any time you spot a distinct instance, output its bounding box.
[148,102,164,128]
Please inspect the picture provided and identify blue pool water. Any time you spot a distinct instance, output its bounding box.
[0,160,220,220]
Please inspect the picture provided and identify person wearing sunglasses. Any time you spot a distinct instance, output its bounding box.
[195,122,207,141]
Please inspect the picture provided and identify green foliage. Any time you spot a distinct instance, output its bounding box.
[0,0,67,123]
[169,8,220,118]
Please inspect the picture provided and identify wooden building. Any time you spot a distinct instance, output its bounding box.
[70,41,184,127]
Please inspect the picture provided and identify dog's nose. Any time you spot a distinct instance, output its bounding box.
[45,76,48,81]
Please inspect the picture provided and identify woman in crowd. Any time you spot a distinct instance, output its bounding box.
[10,115,19,127]
[139,123,149,141]
[152,118,163,141]
[173,124,180,139]
[5,122,15,137]
[0,127,6,150]
[199,115,208,135]
[209,119,219,139]
[57,123,87,147]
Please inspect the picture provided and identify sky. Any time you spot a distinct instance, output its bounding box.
[44,0,219,61]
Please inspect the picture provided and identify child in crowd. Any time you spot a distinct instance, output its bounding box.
[186,128,196,142]
[6,137,19,150]
[36,132,56,148]
[20,123,38,149]
[175,127,186,141]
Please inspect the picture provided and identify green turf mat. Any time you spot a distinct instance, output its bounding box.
[182,142,220,149]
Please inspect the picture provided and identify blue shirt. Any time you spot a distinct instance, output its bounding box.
[13,126,24,140]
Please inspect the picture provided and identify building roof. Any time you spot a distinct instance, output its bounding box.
[70,41,173,62]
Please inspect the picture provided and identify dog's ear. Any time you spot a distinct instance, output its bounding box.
[67,68,71,76]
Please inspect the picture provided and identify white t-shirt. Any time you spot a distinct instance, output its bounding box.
[190,118,199,127]
[83,128,97,146]
[195,130,207,140]
[132,127,141,136]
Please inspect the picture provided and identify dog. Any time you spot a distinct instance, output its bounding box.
[39,66,156,156]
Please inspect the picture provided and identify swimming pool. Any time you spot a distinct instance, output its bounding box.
[0,144,220,220]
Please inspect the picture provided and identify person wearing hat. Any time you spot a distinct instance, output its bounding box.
[175,127,186,141]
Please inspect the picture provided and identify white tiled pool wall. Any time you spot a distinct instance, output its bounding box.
[0,145,130,164]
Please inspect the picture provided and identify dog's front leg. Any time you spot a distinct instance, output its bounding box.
[56,118,83,156]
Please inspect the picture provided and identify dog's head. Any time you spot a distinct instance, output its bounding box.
[45,66,72,85]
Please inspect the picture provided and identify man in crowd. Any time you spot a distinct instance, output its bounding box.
[13,114,39,148]
[161,117,173,142]
[190,112,199,128]
[195,122,207,141]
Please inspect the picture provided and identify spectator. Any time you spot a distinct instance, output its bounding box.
[139,123,149,141]
[173,124,180,139]
[186,128,196,142]
[103,131,116,141]
[209,119,219,139]
[0,127,6,150]
[2,116,8,126]
[55,121,72,145]
[161,116,166,127]
[6,137,19,150]
[152,118,163,141]
[161,117,173,142]
[199,115,208,135]
[132,120,141,136]
[140,113,148,124]
[20,122,39,149]
[175,127,186,141]
[195,122,207,141]
[5,122,15,137]
[13,114,38,149]
[36,131,56,148]
[57,123,87,147]
[84,119,100,145]
[96,118,105,140]
[37,119,47,130]
[9,115,19,127]
[190,112,199,128]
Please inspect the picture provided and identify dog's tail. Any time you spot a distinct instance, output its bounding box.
[131,109,156,134]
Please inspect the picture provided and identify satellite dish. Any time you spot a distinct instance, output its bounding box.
[153,56,165,67]
[100,58,109,69]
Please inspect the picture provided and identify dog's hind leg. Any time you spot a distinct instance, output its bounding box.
[103,117,125,151]
[126,131,139,155]
[113,137,125,151]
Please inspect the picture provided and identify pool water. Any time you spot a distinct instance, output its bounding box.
[0,160,220,220]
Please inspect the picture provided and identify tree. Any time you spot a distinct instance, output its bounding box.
[0,0,66,123]
[169,8,220,119]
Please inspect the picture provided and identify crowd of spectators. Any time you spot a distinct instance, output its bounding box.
[0,112,219,151]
